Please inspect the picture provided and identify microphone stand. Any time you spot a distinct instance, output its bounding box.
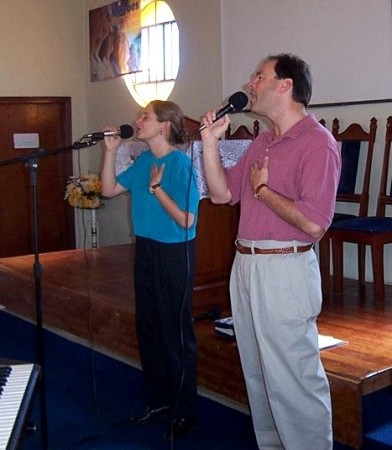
[0,138,98,449]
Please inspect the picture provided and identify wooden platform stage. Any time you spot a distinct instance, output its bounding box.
[1,244,392,449]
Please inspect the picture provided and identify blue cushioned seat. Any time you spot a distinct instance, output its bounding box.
[332,217,392,233]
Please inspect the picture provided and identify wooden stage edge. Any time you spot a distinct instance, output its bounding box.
[1,244,392,449]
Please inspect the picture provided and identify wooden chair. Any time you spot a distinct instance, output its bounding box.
[184,116,201,139]
[183,116,260,141]
[319,117,377,296]
[225,120,260,140]
[331,116,392,302]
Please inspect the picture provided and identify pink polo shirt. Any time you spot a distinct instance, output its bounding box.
[226,114,341,243]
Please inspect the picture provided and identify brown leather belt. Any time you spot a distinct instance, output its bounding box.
[236,242,313,255]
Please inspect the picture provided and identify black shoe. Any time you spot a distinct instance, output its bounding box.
[164,417,197,440]
[131,405,171,424]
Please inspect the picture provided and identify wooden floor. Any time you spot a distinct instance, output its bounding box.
[0,244,392,449]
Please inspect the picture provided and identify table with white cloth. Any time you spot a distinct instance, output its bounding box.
[116,139,252,198]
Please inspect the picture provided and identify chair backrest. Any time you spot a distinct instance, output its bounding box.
[376,116,392,216]
[184,116,202,140]
[225,120,260,140]
[184,116,260,141]
[331,117,377,217]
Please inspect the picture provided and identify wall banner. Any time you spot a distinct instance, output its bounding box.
[89,1,141,82]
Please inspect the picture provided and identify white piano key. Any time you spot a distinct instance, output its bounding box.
[0,364,34,450]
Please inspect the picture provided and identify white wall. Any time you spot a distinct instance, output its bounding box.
[221,0,392,104]
[221,0,392,137]
[0,0,87,142]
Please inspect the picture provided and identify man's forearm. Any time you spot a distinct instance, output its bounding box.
[256,186,324,239]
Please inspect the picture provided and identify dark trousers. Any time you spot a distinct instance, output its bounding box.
[134,236,198,419]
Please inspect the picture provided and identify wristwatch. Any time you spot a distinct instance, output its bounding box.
[254,183,268,198]
[149,183,161,194]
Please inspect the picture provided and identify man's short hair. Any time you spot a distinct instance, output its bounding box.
[266,53,312,107]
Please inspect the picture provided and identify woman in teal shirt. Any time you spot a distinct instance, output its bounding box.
[101,100,199,439]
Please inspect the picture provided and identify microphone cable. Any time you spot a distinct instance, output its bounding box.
[68,148,138,447]
[167,133,198,448]
[68,149,103,447]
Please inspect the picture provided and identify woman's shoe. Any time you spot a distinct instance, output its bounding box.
[163,416,197,439]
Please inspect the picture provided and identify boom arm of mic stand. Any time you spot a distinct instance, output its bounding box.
[0,140,98,169]
[72,139,98,149]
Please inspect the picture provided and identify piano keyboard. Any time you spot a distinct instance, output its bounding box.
[0,363,40,450]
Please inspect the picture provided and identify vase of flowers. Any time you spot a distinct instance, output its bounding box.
[64,173,103,209]
[65,173,103,248]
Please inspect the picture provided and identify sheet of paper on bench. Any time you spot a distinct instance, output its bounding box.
[318,334,346,350]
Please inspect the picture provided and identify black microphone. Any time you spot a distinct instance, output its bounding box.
[199,91,249,131]
[83,124,134,141]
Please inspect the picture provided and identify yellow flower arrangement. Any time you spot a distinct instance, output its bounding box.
[64,173,103,209]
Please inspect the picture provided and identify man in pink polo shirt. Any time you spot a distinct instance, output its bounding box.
[201,54,341,450]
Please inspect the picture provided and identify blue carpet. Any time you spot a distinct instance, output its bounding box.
[362,387,392,449]
[1,310,391,449]
[0,311,257,449]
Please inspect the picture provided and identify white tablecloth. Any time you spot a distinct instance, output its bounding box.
[116,139,252,199]
[116,141,148,175]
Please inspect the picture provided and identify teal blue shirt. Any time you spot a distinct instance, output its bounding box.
[117,149,199,243]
